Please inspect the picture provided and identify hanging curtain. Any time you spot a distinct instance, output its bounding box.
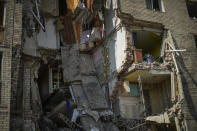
[66,0,80,12]
[146,0,153,10]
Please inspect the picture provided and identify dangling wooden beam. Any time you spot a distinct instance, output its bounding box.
[138,75,146,117]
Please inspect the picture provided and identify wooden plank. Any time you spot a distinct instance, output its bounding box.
[171,70,176,103]
[138,75,146,116]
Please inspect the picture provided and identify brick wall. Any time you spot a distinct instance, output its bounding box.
[10,1,23,130]
[120,0,197,130]
[0,0,22,130]
[0,0,14,130]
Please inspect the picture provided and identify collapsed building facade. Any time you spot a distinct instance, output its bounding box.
[0,0,197,131]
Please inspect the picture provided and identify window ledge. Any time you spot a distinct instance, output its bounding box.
[0,104,7,109]
[189,17,197,21]
[147,8,165,13]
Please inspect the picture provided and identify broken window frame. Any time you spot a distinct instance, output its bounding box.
[146,0,165,12]
[49,68,53,94]
[49,66,64,93]
[0,1,6,28]
[0,1,6,44]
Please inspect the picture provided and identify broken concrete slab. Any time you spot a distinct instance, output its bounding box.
[70,83,89,108]
[80,116,102,131]
[48,101,75,119]
[61,45,81,82]
[82,75,108,110]
[145,112,170,124]
[80,116,120,131]
[83,109,100,122]
[103,122,120,131]
[80,54,96,75]
[56,128,72,131]
[53,113,83,129]
[43,89,68,111]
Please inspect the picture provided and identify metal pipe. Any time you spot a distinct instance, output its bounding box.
[31,10,45,31]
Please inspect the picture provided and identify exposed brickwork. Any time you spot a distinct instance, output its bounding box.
[120,0,197,130]
[0,0,23,130]
[0,0,14,130]
[10,2,23,130]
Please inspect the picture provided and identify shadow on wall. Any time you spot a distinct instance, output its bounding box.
[172,36,197,122]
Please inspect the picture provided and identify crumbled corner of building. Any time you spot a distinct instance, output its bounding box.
[0,0,197,131]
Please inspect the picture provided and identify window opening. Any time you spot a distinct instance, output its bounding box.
[132,30,163,63]
[52,68,64,90]
[0,1,5,44]
[186,1,197,19]
[59,0,67,16]
[0,52,2,103]
[146,0,164,12]
[194,35,197,48]
[0,1,4,27]
[153,0,160,11]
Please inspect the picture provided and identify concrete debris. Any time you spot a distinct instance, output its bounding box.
[61,45,81,82]
[82,75,108,110]
[7,0,189,131]
[145,112,170,124]
[38,116,57,131]
[43,89,69,111]
[48,100,75,119]
[80,54,96,75]
[83,109,100,122]
[70,83,90,108]
[72,109,80,122]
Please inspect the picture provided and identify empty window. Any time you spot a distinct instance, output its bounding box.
[194,35,197,48]
[0,1,5,44]
[146,0,165,12]
[132,30,163,63]
[0,52,2,80]
[187,1,197,19]
[0,1,5,27]
[59,0,67,16]
[0,52,2,102]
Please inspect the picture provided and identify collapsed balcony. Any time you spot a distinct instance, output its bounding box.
[124,70,172,115]
[132,29,163,64]
[121,69,176,131]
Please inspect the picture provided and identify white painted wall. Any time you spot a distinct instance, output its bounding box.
[108,77,117,96]
[37,18,58,49]
[115,27,126,70]
[107,26,126,74]
[23,32,40,57]
[105,9,127,98]
[105,9,121,35]
[105,8,126,74]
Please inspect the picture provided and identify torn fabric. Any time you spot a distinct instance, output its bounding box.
[105,0,111,9]
[105,0,119,9]
[112,0,118,9]
[66,0,80,12]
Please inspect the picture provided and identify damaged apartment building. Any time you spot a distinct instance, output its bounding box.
[0,0,197,131]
